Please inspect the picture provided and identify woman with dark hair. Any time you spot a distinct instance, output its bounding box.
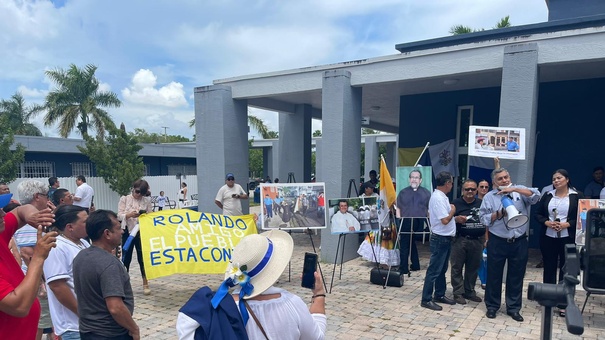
[535,169,582,316]
[118,179,153,295]
[179,182,188,206]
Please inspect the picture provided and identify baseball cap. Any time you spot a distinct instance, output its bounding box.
[0,193,13,209]
[226,173,235,180]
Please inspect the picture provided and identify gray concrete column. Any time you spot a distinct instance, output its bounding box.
[320,70,362,263]
[315,139,322,182]
[263,147,272,180]
[364,136,378,180]
[271,141,280,182]
[386,141,397,176]
[278,104,312,183]
[497,43,539,186]
[194,85,249,214]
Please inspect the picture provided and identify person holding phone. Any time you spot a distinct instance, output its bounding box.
[177,230,326,339]
[215,173,248,217]
[118,179,153,295]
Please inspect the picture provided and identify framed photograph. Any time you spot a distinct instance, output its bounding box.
[468,125,526,160]
[259,183,326,230]
[328,197,379,234]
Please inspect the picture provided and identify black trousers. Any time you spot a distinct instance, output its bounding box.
[122,229,146,278]
[485,233,528,313]
[540,234,573,284]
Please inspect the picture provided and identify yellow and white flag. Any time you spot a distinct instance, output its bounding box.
[378,157,396,226]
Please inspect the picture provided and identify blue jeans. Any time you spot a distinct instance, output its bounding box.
[422,234,452,303]
[61,331,81,340]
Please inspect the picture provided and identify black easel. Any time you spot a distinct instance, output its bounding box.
[283,172,327,292]
[329,179,358,293]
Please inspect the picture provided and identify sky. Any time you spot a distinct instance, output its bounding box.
[0,0,549,140]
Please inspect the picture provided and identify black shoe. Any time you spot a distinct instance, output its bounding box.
[434,296,456,305]
[507,311,524,322]
[421,301,443,311]
[486,310,497,319]
[463,294,483,303]
[410,266,420,271]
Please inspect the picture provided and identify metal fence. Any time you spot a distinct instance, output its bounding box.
[5,175,198,212]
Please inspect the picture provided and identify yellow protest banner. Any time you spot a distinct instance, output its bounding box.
[139,209,257,280]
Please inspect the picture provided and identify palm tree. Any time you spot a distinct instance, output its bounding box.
[449,25,474,35]
[44,64,121,138]
[189,112,272,139]
[494,15,511,29]
[450,16,512,35]
[0,92,43,136]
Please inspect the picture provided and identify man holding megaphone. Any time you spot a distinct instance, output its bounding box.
[479,167,540,322]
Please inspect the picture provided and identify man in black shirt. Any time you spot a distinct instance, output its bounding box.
[450,179,485,305]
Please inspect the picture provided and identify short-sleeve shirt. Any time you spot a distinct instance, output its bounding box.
[428,189,456,236]
[452,197,485,238]
[44,236,90,335]
[0,212,41,340]
[74,183,94,209]
[215,184,246,216]
[73,246,134,338]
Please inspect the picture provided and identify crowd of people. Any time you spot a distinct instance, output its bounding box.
[1,160,602,338]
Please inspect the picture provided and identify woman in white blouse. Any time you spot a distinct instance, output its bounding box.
[535,169,582,315]
[118,179,153,295]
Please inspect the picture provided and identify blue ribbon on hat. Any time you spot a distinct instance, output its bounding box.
[211,239,274,325]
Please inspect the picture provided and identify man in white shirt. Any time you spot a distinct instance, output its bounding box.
[330,200,360,233]
[215,173,248,216]
[421,171,457,311]
[43,205,90,340]
[73,175,94,211]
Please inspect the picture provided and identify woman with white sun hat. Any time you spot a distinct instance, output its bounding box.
[177,230,326,339]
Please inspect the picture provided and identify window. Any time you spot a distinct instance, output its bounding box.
[167,164,196,176]
[19,161,55,178]
[144,164,151,176]
[71,162,92,177]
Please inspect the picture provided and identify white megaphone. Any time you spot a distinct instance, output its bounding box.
[501,195,528,229]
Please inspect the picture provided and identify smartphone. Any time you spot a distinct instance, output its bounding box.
[301,252,318,289]
[138,210,147,215]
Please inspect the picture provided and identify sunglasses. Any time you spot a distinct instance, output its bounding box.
[227,178,235,181]
[464,188,477,192]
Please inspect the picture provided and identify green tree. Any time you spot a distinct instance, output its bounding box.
[449,16,511,35]
[313,130,322,137]
[78,124,145,196]
[0,92,43,136]
[129,128,191,143]
[248,139,263,178]
[44,64,121,138]
[265,131,278,139]
[0,122,26,183]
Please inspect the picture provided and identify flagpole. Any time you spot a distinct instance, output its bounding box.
[414,142,430,167]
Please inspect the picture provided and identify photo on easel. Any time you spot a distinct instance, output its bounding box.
[395,166,433,218]
[328,197,379,234]
[259,183,327,230]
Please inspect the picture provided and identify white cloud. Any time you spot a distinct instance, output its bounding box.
[16,85,47,98]
[122,69,188,108]
[98,82,112,93]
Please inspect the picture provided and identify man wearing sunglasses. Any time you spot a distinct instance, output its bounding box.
[215,173,248,217]
[450,180,485,305]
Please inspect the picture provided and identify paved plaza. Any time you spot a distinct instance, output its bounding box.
[131,221,604,339]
